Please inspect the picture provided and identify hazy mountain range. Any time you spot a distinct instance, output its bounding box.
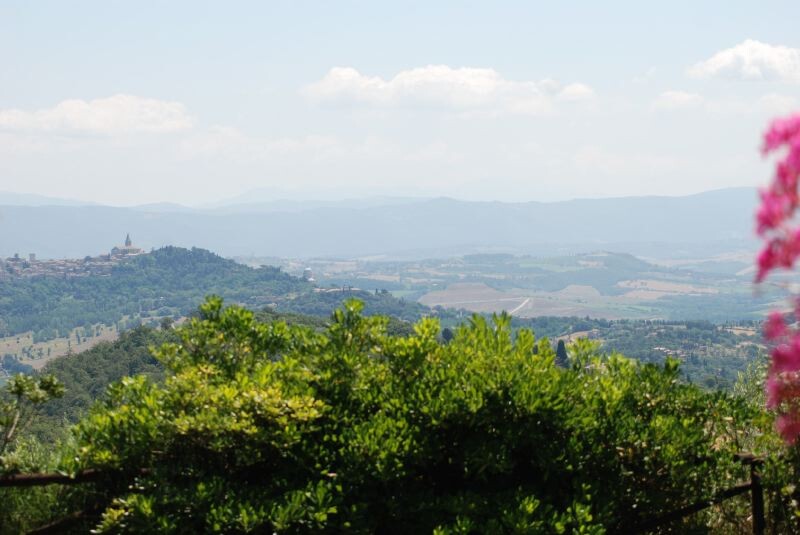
[0,188,759,260]
[0,191,98,207]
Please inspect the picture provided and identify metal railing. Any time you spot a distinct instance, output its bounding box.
[632,452,765,534]
[0,454,770,535]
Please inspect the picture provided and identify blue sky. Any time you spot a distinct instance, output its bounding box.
[2,1,800,205]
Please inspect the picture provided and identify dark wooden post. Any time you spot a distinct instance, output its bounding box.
[750,460,765,535]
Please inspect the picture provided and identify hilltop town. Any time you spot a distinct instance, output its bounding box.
[0,234,144,280]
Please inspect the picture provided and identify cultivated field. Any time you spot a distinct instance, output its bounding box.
[0,316,186,370]
[420,282,663,319]
[0,324,120,369]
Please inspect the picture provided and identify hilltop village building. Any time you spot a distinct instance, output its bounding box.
[0,234,145,280]
[111,233,143,257]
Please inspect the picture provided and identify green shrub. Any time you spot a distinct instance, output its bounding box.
[40,297,765,533]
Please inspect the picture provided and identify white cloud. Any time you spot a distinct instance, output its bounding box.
[650,89,799,116]
[688,39,800,82]
[653,90,703,110]
[178,126,340,161]
[632,67,657,84]
[304,65,594,115]
[179,127,467,169]
[556,83,596,102]
[0,94,193,134]
[757,93,800,114]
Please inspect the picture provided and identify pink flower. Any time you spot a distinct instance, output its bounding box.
[788,136,800,170]
[767,370,800,405]
[775,160,800,201]
[767,376,781,408]
[758,112,800,444]
[771,340,800,373]
[756,231,800,282]
[756,245,777,282]
[776,411,800,444]
[756,189,789,235]
[763,115,800,154]
[764,312,788,341]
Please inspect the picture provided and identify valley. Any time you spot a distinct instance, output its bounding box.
[256,250,775,322]
[0,244,770,390]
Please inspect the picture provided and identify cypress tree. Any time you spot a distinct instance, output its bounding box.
[555,339,568,367]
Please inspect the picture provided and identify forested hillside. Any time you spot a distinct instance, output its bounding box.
[0,247,435,348]
[276,288,429,322]
[26,327,172,442]
[0,247,309,340]
[512,316,765,389]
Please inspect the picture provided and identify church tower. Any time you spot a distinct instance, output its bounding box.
[111,233,142,257]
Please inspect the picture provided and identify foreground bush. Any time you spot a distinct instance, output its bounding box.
[35,297,765,533]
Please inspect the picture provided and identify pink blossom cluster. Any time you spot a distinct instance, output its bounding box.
[757,113,800,443]
[763,311,800,442]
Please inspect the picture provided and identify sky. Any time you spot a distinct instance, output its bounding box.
[2,1,800,206]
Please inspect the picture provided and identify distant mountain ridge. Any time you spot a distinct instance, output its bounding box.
[0,191,97,207]
[0,188,758,259]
